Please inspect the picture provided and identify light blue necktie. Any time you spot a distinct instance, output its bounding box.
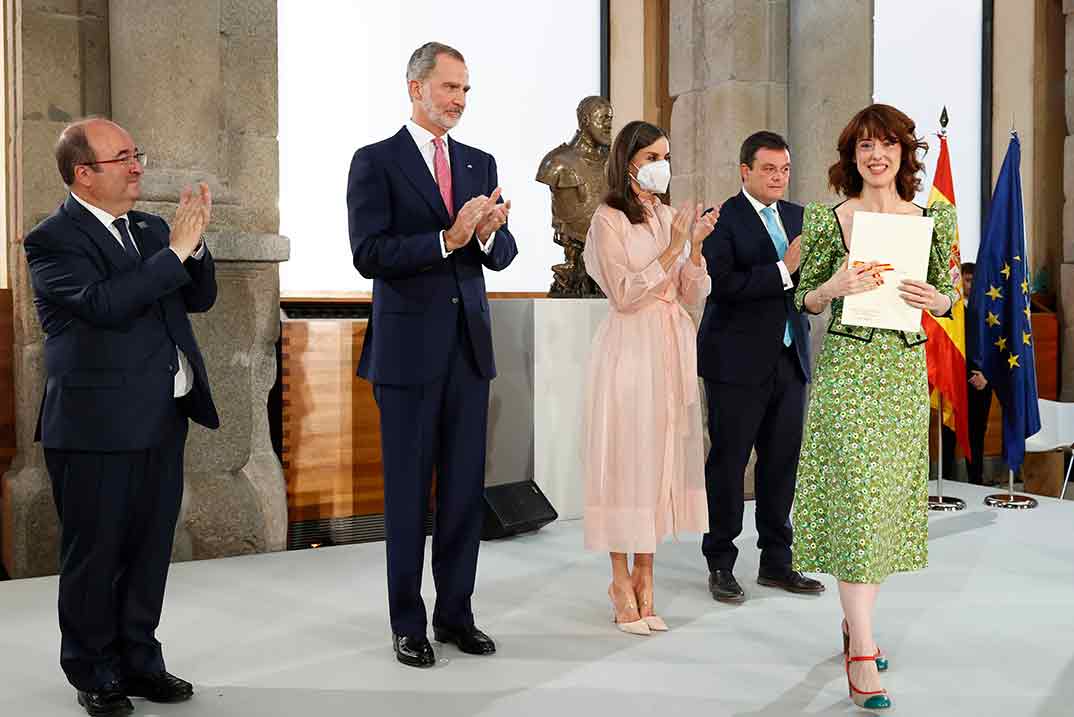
[760,206,793,347]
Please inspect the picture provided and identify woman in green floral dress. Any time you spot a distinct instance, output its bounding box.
[792,104,957,711]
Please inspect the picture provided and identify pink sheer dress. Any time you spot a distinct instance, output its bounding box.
[581,201,711,553]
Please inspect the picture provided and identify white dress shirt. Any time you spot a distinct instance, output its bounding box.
[70,191,201,398]
[404,120,495,257]
[742,187,794,290]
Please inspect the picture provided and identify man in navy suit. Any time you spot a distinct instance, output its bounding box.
[697,131,824,603]
[24,118,218,715]
[346,42,518,668]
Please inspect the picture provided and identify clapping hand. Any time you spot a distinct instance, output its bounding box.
[169,182,212,262]
[476,194,511,243]
[692,205,718,243]
[783,235,802,273]
[445,187,503,251]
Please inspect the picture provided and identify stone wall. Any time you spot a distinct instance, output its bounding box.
[667,0,874,492]
[668,0,790,210]
[788,0,873,206]
[2,0,288,577]
[1061,0,1074,399]
[3,0,111,577]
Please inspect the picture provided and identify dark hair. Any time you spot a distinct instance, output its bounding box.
[829,104,927,201]
[55,119,101,186]
[739,131,790,167]
[961,261,976,275]
[604,120,668,225]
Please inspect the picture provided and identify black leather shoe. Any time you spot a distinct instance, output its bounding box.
[76,684,133,717]
[433,625,497,655]
[123,671,194,703]
[757,567,826,594]
[708,570,746,603]
[393,633,436,667]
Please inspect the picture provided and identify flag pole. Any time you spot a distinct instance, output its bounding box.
[929,394,966,511]
[927,107,965,512]
[981,125,1039,510]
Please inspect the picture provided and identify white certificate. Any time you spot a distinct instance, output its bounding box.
[841,211,934,333]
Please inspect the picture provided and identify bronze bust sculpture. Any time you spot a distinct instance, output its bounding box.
[536,96,612,297]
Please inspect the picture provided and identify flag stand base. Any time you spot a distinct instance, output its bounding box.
[985,470,1038,509]
[928,495,966,511]
[984,493,1038,509]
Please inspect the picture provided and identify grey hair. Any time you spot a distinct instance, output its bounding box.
[406,41,465,83]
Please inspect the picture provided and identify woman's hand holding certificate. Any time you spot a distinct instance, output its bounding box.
[840,211,935,332]
[898,278,951,315]
[821,258,884,300]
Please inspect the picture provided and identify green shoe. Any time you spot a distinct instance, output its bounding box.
[846,655,892,711]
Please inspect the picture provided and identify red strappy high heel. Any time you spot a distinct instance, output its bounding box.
[841,619,888,671]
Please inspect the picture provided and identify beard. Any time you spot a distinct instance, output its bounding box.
[421,93,461,131]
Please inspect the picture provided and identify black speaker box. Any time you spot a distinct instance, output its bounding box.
[481,480,558,540]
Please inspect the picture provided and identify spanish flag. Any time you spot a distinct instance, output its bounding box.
[923,133,970,460]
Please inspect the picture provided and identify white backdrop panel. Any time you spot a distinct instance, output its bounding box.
[278,0,601,294]
[874,0,983,261]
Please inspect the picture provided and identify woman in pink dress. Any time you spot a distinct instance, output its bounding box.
[582,121,717,635]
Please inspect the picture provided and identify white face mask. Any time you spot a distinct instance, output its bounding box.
[632,160,671,194]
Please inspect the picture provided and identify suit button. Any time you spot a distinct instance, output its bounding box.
[451,297,459,304]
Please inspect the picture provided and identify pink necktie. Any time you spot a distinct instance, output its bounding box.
[432,137,454,219]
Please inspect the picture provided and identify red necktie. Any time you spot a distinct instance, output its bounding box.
[432,137,454,219]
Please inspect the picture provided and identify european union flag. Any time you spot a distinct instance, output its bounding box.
[972,133,1040,471]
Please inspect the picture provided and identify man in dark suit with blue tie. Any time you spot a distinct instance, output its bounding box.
[24,118,218,715]
[346,42,518,668]
[697,131,824,603]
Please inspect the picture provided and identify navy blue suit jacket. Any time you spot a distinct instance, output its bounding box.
[697,191,810,385]
[347,126,518,386]
[24,195,220,451]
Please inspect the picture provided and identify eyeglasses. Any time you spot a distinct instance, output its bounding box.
[83,150,148,169]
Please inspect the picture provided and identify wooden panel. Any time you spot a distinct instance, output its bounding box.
[1023,450,1064,496]
[282,291,549,303]
[0,288,13,477]
[281,319,384,523]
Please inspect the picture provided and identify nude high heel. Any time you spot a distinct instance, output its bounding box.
[638,597,668,631]
[608,585,651,636]
[633,578,668,631]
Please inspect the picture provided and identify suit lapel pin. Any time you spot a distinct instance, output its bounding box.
[136,221,149,229]
[466,164,472,169]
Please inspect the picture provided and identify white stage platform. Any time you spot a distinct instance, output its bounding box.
[1,481,1072,716]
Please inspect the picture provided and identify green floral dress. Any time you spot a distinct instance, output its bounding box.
[791,201,956,584]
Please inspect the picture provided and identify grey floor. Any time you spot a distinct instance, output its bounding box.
[1,481,1072,716]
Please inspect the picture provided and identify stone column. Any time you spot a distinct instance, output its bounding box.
[667,0,790,492]
[3,1,111,577]
[109,0,289,560]
[1058,0,1074,398]
[788,0,873,362]
[788,0,873,206]
[668,0,789,210]
[1,1,288,577]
